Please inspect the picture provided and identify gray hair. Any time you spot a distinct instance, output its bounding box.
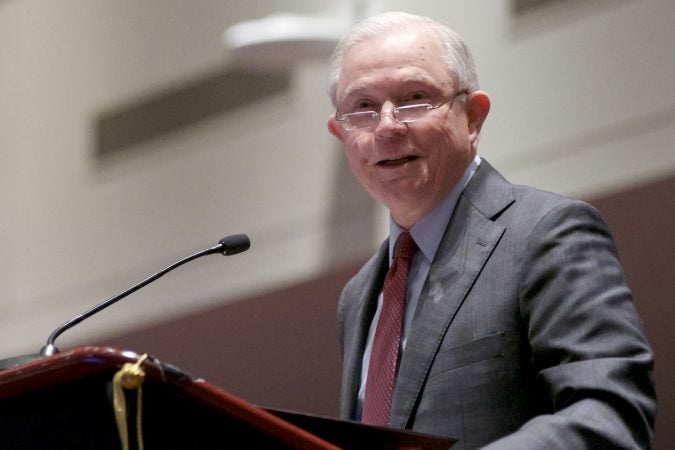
[327,11,479,106]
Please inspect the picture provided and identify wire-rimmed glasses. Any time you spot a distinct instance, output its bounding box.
[335,90,468,131]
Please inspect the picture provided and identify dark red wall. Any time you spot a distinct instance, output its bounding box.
[588,174,675,450]
[99,265,355,417]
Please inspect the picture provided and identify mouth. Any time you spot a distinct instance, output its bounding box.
[377,155,419,167]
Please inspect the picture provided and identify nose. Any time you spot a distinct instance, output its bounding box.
[374,104,407,138]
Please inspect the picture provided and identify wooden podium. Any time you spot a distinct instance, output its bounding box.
[0,346,455,449]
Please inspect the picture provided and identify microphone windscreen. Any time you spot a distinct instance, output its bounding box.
[219,234,251,255]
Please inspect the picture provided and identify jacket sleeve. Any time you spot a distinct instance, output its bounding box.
[483,200,656,449]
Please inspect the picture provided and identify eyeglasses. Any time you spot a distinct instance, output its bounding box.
[335,90,468,131]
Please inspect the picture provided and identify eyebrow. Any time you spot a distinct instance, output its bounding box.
[340,74,442,103]
[340,82,370,103]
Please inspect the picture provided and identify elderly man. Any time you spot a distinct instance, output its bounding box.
[326,11,655,449]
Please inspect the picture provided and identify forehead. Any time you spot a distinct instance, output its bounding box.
[336,28,453,103]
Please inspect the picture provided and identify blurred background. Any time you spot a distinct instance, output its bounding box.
[1,0,673,447]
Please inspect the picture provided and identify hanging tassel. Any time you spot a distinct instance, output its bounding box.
[113,354,148,450]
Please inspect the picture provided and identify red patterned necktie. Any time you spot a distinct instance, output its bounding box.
[361,231,418,426]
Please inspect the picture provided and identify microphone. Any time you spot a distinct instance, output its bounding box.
[0,233,250,368]
[38,234,250,357]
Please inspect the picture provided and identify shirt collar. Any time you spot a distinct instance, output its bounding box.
[389,155,481,263]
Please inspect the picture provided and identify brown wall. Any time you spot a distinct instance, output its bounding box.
[99,172,675,448]
[100,265,352,417]
[588,174,675,450]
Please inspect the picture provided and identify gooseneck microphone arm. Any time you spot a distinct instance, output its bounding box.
[39,234,250,357]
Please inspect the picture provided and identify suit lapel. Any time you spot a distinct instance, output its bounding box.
[390,161,515,428]
[339,241,389,419]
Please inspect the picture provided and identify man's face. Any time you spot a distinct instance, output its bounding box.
[328,28,489,228]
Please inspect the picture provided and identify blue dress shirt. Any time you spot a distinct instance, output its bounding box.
[356,155,482,419]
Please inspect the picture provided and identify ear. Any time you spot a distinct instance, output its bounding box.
[327,115,345,142]
[465,91,491,143]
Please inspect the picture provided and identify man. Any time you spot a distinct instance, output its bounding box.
[326,11,656,449]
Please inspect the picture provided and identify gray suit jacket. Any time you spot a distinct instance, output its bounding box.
[338,161,655,449]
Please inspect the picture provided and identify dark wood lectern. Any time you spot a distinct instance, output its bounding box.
[0,346,455,449]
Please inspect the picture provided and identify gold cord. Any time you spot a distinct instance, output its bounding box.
[113,354,148,450]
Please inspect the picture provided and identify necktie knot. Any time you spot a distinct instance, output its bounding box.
[394,232,417,262]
